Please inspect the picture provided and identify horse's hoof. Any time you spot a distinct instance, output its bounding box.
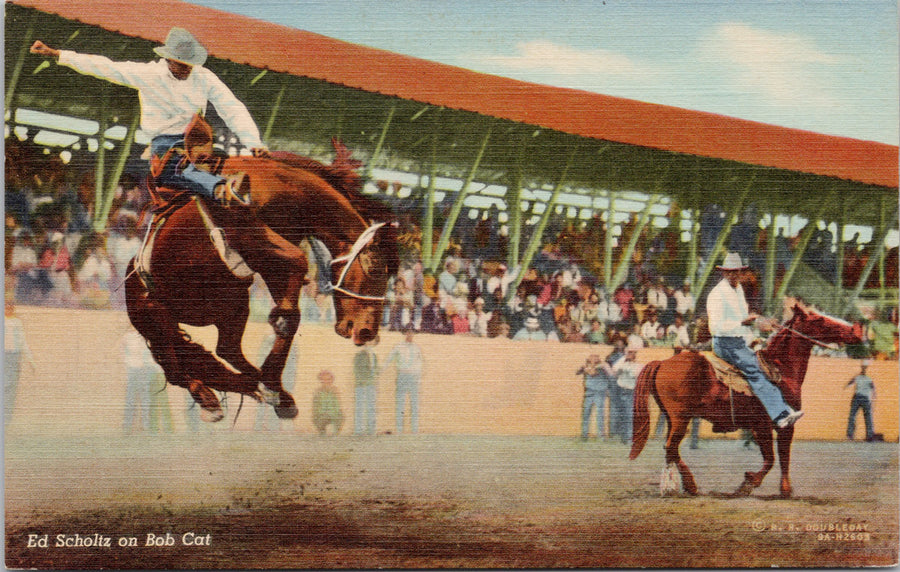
[736,482,754,496]
[200,407,225,423]
[780,488,793,499]
[256,383,281,406]
[274,392,298,419]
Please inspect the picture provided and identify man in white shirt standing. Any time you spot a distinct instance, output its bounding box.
[707,252,803,430]
[30,27,269,207]
[385,327,425,434]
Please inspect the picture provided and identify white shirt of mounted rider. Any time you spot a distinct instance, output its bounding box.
[706,278,754,340]
[57,50,263,150]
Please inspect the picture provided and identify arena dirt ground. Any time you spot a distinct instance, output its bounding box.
[5,431,898,569]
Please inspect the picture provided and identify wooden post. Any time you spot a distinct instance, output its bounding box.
[610,193,661,291]
[842,203,899,317]
[430,124,492,269]
[773,198,831,304]
[5,12,35,114]
[692,175,754,298]
[363,104,396,181]
[96,111,140,231]
[510,145,577,294]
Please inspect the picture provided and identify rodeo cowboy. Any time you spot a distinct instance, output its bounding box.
[707,252,804,430]
[30,27,269,207]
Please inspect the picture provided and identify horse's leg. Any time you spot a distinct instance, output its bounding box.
[776,426,795,498]
[737,424,775,495]
[213,285,260,376]
[664,414,698,495]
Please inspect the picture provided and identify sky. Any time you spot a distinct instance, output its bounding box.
[185,0,899,146]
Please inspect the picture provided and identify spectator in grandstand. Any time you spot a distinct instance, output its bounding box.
[639,309,663,346]
[4,302,35,427]
[438,258,460,310]
[420,293,452,335]
[674,280,695,320]
[385,328,424,434]
[666,315,691,349]
[612,340,645,444]
[612,283,636,326]
[708,252,803,430]
[845,359,877,442]
[585,318,606,345]
[627,324,645,350]
[389,278,415,331]
[577,353,612,440]
[468,297,492,337]
[37,230,74,307]
[312,370,345,435]
[353,336,380,436]
[513,315,547,341]
[75,233,114,308]
[31,28,270,208]
[646,277,668,315]
[9,230,41,303]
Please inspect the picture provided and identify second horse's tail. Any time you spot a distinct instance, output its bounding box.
[629,360,662,460]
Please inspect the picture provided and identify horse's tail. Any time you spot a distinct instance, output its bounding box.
[630,360,663,460]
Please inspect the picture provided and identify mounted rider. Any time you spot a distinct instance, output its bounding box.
[707,252,804,430]
[30,27,269,207]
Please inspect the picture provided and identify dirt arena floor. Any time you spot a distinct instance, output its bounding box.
[4,307,899,569]
[5,432,898,569]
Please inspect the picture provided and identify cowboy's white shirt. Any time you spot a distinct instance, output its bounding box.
[58,51,263,149]
[706,278,752,338]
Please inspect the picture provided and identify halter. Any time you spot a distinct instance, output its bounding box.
[327,222,387,302]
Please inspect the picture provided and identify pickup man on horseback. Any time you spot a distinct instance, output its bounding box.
[707,252,804,430]
[30,27,268,207]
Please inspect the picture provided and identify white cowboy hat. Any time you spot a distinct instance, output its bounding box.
[154,27,208,66]
[716,252,748,271]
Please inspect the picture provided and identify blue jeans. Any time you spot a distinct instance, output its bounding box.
[355,385,377,435]
[619,388,634,442]
[395,374,419,434]
[847,395,874,440]
[713,336,790,421]
[151,135,223,199]
[582,388,608,438]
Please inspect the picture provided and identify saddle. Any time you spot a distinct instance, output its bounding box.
[700,350,782,397]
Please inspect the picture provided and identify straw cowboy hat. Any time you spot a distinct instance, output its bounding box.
[154,27,208,66]
[716,252,749,271]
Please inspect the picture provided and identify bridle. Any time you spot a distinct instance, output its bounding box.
[327,222,387,302]
[772,317,841,350]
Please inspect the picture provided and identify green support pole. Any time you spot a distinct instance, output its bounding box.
[506,167,523,270]
[421,133,438,270]
[763,213,778,314]
[603,193,617,289]
[773,198,832,304]
[685,190,701,287]
[96,111,140,232]
[92,94,110,231]
[610,194,661,291]
[878,197,888,304]
[5,13,35,114]
[842,204,899,317]
[834,215,846,313]
[509,146,576,294]
[262,80,287,145]
[363,105,396,181]
[693,177,754,299]
[431,124,492,269]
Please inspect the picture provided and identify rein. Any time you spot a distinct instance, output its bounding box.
[773,323,836,350]
[328,222,387,302]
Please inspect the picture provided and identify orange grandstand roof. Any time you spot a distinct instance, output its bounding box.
[10,0,899,188]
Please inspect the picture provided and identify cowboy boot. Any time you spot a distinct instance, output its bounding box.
[213,172,250,207]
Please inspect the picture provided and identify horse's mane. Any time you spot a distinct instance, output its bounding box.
[270,141,400,276]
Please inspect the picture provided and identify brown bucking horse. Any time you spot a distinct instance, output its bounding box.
[125,120,399,423]
[630,305,862,497]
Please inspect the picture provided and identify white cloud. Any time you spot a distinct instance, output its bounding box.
[473,40,644,76]
[697,22,845,107]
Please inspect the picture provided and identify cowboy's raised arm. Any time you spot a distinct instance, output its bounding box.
[30,40,60,58]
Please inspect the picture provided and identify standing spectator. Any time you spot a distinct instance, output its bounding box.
[639,309,663,346]
[604,337,627,439]
[468,297,492,337]
[122,327,158,434]
[646,277,668,315]
[385,327,424,434]
[612,340,645,444]
[4,302,35,427]
[577,353,611,440]
[666,315,691,349]
[846,360,877,442]
[312,370,344,435]
[438,259,460,311]
[353,336,380,435]
[674,280,695,320]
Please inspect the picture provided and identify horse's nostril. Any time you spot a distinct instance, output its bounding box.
[357,329,374,343]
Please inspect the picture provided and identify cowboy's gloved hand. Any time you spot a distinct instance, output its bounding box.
[251,147,271,158]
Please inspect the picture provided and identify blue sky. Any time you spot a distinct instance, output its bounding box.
[186,0,898,145]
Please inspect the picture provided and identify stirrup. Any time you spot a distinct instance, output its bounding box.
[214,173,250,207]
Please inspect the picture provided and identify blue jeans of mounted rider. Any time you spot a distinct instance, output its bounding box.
[712,336,790,422]
[150,135,223,199]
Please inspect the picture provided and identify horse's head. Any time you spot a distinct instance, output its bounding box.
[332,223,400,346]
[786,304,863,346]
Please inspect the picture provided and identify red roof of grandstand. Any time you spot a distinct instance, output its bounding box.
[11,0,899,188]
